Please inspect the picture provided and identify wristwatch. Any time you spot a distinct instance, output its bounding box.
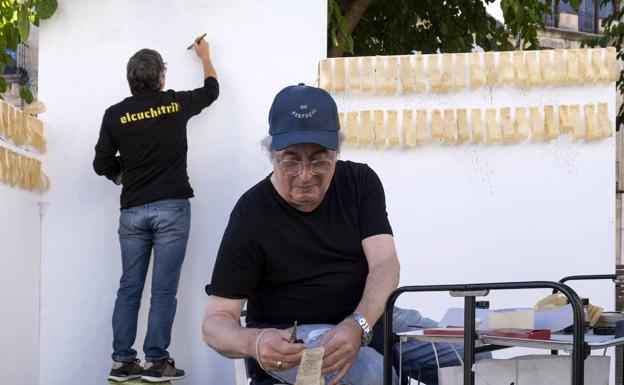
[348,312,373,346]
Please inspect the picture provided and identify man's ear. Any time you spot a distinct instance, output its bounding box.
[160,76,165,90]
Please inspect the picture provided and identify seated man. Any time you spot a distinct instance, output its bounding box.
[202,83,462,385]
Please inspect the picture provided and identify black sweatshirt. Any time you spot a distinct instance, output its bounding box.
[93,77,219,209]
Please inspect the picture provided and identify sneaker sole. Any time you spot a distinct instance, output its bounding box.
[141,375,185,382]
[108,374,142,382]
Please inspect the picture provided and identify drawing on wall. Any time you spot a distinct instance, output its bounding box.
[0,100,49,191]
[320,48,617,150]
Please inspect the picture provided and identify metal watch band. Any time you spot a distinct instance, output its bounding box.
[348,312,373,346]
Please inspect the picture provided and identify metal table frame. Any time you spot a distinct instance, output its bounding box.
[382,281,586,385]
[553,273,624,384]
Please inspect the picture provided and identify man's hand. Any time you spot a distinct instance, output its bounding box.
[256,329,306,372]
[319,319,362,385]
[192,36,217,79]
[193,36,210,61]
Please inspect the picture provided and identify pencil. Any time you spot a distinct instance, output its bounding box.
[187,33,207,50]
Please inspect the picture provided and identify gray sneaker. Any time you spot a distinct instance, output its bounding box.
[108,359,143,382]
[141,358,185,382]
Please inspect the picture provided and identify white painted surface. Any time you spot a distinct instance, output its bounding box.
[0,155,42,385]
[37,1,326,384]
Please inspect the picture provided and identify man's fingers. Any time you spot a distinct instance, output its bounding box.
[279,342,307,355]
[321,360,344,375]
[321,346,344,370]
[195,34,207,44]
[319,334,341,357]
[319,330,334,347]
[257,329,306,370]
[321,343,352,373]
[327,363,352,385]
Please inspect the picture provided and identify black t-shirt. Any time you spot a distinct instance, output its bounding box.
[93,77,219,209]
[206,160,393,327]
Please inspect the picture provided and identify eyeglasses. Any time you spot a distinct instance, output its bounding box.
[274,153,337,176]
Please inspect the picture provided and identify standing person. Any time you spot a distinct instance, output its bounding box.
[93,35,218,383]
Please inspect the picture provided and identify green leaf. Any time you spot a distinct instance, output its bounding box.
[344,35,354,54]
[566,0,582,10]
[0,34,7,52]
[5,25,20,51]
[337,16,350,36]
[19,87,33,104]
[500,0,510,14]
[0,77,7,94]
[510,0,521,16]
[36,0,57,20]
[17,6,30,42]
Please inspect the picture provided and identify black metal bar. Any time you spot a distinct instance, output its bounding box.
[560,274,618,285]
[464,296,476,385]
[474,344,509,354]
[558,273,623,385]
[383,281,585,385]
[553,274,619,294]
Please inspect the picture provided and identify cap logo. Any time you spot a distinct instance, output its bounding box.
[292,105,317,119]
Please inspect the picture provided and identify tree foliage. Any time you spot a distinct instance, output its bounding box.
[328,0,588,56]
[330,0,513,57]
[0,0,58,104]
[328,0,624,131]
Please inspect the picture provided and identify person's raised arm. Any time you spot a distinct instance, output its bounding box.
[193,37,217,80]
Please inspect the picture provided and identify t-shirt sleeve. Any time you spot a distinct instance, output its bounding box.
[205,207,262,299]
[358,165,393,239]
[175,76,219,118]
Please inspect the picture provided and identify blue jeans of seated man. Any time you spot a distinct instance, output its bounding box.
[268,308,469,385]
[111,198,190,363]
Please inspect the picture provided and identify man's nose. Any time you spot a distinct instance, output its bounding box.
[298,165,313,181]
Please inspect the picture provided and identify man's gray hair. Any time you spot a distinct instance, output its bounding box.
[127,49,166,95]
[261,132,345,159]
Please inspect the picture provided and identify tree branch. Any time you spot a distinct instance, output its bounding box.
[328,0,373,57]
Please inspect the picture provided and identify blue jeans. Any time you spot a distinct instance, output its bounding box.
[268,308,468,385]
[111,198,190,363]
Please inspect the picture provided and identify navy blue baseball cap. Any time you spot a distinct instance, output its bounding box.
[268,83,340,151]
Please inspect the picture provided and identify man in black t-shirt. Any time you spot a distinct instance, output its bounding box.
[94,36,218,383]
[203,84,463,385]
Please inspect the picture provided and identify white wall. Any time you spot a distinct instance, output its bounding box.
[37,1,326,384]
[0,144,42,385]
[338,80,615,317]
